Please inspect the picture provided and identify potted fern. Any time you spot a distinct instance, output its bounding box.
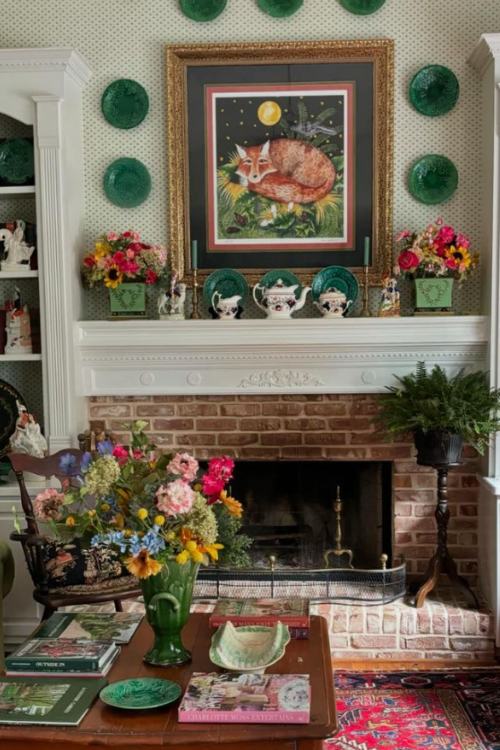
[379,363,500,466]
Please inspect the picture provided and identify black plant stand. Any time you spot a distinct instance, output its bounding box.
[414,463,480,609]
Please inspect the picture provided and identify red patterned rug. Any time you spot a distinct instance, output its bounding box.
[326,670,500,750]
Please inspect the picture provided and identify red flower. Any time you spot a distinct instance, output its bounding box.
[446,257,459,270]
[83,255,96,268]
[202,474,225,502]
[398,250,419,271]
[145,269,158,285]
[437,226,455,244]
[112,444,129,465]
[207,456,234,483]
[127,242,143,254]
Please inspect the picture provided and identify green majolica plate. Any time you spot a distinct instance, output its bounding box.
[179,0,227,21]
[203,268,248,307]
[101,79,149,129]
[257,0,303,17]
[409,65,459,117]
[0,138,34,185]
[259,269,302,295]
[339,0,386,14]
[99,678,182,710]
[103,158,151,208]
[311,266,359,308]
[408,154,458,205]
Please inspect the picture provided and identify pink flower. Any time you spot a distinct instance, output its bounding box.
[398,250,420,271]
[202,474,225,502]
[437,226,455,244]
[127,242,144,255]
[83,255,96,268]
[167,452,199,482]
[145,269,158,285]
[34,488,65,521]
[395,230,411,242]
[112,444,129,465]
[107,231,119,242]
[207,456,234,483]
[121,230,141,241]
[132,449,144,460]
[446,257,459,270]
[155,480,195,517]
[456,233,470,249]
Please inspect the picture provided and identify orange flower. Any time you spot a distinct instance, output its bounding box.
[124,550,162,579]
[220,490,243,517]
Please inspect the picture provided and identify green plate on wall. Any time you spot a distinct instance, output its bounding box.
[257,0,303,17]
[259,269,302,295]
[179,0,227,21]
[0,138,34,185]
[408,154,458,205]
[100,678,182,710]
[311,266,359,309]
[103,158,151,208]
[101,79,149,129]
[409,65,459,117]
[339,0,386,14]
[203,268,248,307]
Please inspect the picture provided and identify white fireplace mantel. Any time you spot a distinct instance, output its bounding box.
[75,316,487,397]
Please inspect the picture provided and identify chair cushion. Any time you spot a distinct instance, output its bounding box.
[42,538,124,589]
[47,575,139,597]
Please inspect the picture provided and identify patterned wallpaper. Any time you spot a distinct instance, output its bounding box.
[2,0,500,316]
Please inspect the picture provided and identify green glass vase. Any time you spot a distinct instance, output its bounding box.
[414,277,454,313]
[140,559,199,666]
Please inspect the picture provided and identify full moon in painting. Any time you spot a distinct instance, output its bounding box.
[257,100,282,126]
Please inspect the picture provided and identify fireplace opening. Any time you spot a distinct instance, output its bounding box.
[232,461,393,570]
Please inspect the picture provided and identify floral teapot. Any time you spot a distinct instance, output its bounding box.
[253,278,310,319]
[314,287,353,318]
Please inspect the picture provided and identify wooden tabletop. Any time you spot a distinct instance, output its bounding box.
[0,613,337,750]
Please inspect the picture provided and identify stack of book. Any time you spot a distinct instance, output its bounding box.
[209,598,310,639]
[5,638,119,678]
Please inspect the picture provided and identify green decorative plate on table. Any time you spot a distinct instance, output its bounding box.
[0,138,34,185]
[179,0,227,21]
[101,79,149,129]
[103,158,151,208]
[99,678,182,710]
[257,0,303,17]
[203,268,247,307]
[408,154,458,205]
[339,0,386,14]
[311,266,359,309]
[409,65,459,117]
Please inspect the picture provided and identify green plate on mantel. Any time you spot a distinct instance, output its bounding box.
[409,65,459,117]
[103,157,151,208]
[99,678,182,710]
[339,0,386,14]
[101,79,149,129]
[257,0,304,17]
[203,268,248,307]
[0,138,34,185]
[179,0,227,21]
[408,154,458,205]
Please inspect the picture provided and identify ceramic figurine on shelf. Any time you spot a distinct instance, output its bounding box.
[210,291,243,320]
[5,287,32,355]
[253,278,310,319]
[0,220,35,272]
[10,400,47,458]
[314,287,353,318]
[378,274,401,318]
[157,273,187,320]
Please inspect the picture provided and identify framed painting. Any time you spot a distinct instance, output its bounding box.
[166,39,394,282]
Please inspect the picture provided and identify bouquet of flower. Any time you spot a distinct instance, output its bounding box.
[82,230,167,288]
[33,421,248,579]
[395,219,478,282]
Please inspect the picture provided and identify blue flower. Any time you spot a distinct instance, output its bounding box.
[59,452,78,475]
[80,452,92,472]
[97,439,114,456]
[142,529,166,556]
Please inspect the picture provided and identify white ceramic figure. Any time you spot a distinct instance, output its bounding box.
[157,282,187,320]
[253,279,310,319]
[5,287,32,355]
[378,275,401,318]
[10,401,48,458]
[211,292,242,320]
[314,287,353,318]
[0,220,35,272]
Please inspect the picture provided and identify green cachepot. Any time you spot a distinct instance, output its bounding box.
[414,277,454,312]
[140,559,199,666]
[109,282,146,317]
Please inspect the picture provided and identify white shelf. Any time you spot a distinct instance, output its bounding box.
[0,353,41,362]
[0,270,38,279]
[0,185,35,196]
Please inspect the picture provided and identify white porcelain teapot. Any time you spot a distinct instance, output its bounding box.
[253,278,310,319]
[314,287,352,318]
[211,291,242,320]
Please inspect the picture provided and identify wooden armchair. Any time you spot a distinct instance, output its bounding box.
[8,450,140,620]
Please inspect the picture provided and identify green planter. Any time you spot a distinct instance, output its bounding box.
[414,277,454,313]
[140,559,199,666]
[108,282,146,317]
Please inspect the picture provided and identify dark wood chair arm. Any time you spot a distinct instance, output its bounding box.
[10,530,47,547]
[9,529,51,591]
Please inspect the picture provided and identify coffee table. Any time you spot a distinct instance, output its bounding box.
[0,613,337,749]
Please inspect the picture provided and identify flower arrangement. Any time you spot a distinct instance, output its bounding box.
[395,219,478,282]
[33,421,248,579]
[81,230,167,289]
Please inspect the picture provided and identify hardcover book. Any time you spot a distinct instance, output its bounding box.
[34,612,143,644]
[209,598,310,637]
[178,672,310,724]
[0,676,106,725]
[6,649,120,679]
[5,638,119,674]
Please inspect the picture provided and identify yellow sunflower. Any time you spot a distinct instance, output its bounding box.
[125,550,162,579]
[219,489,243,518]
[104,264,124,288]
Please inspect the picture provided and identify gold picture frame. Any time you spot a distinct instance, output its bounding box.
[166,38,394,284]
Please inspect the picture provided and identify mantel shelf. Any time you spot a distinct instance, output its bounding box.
[76,316,487,397]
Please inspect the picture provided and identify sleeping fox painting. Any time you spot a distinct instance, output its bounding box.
[235,138,336,205]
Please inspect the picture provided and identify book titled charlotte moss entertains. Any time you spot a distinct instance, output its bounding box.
[178,673,310,724]
[0,676,106,725]
[5,638,119,675]
[34,612,143,644]
[209,598,310,637]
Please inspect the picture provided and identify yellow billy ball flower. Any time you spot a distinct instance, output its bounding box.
[154,515,166,527]
[176,550,190,565]
[185,540,197,552]
[100,502,111,512]
[87,509,96,518]
[136,508,148,521]
[164,530,176,542]
[65,516,76,527]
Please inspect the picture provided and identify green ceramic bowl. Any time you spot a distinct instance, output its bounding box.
[210,622,291,672]
[101,79,149,129]
[409,65,459,117]
[339,0,386,14]
[100,678,182,710]
[408,154,458,205]
[257,0,303,17]
[103,158,151,208]
[179,0,227,21]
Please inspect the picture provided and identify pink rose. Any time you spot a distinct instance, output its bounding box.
[112,444,129,465]
[207,456,234,483]
[34,488,65,521]
[155,480,195,517]
[107,231,119,242]
[456,233,470,249]
[398,250,420,271]
[167,452,199,482]
[202,474,225,502]
[437,226,455,244]
[446,257,458,270]
[395,229,411,242]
